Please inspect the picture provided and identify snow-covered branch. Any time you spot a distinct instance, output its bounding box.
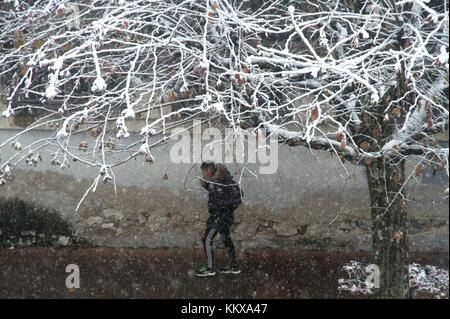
[0,0,448,185]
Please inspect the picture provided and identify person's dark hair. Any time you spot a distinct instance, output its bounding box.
[201,161,216,172]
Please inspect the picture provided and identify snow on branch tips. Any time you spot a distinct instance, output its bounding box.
[0,0,447,187]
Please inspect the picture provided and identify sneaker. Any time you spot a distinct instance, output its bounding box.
[220,265,241,274]
[195,266,216,277]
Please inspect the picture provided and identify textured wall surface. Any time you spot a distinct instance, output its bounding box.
[0,129,448,252]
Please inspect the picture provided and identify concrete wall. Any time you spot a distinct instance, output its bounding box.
[0,127,448,252]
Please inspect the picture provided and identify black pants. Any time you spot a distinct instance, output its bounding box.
[202,214,237,269]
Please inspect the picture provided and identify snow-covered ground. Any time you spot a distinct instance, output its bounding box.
[339,261,449,299]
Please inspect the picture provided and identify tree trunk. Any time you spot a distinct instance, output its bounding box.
[365,156,410,298]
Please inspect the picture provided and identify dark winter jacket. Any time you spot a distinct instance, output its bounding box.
[201,164,242,220]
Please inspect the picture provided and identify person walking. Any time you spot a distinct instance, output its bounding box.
[196,162,243,277]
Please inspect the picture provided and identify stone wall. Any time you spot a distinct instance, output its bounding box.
[0,128,448,252]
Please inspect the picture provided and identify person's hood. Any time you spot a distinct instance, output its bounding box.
[212,163,233,183]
